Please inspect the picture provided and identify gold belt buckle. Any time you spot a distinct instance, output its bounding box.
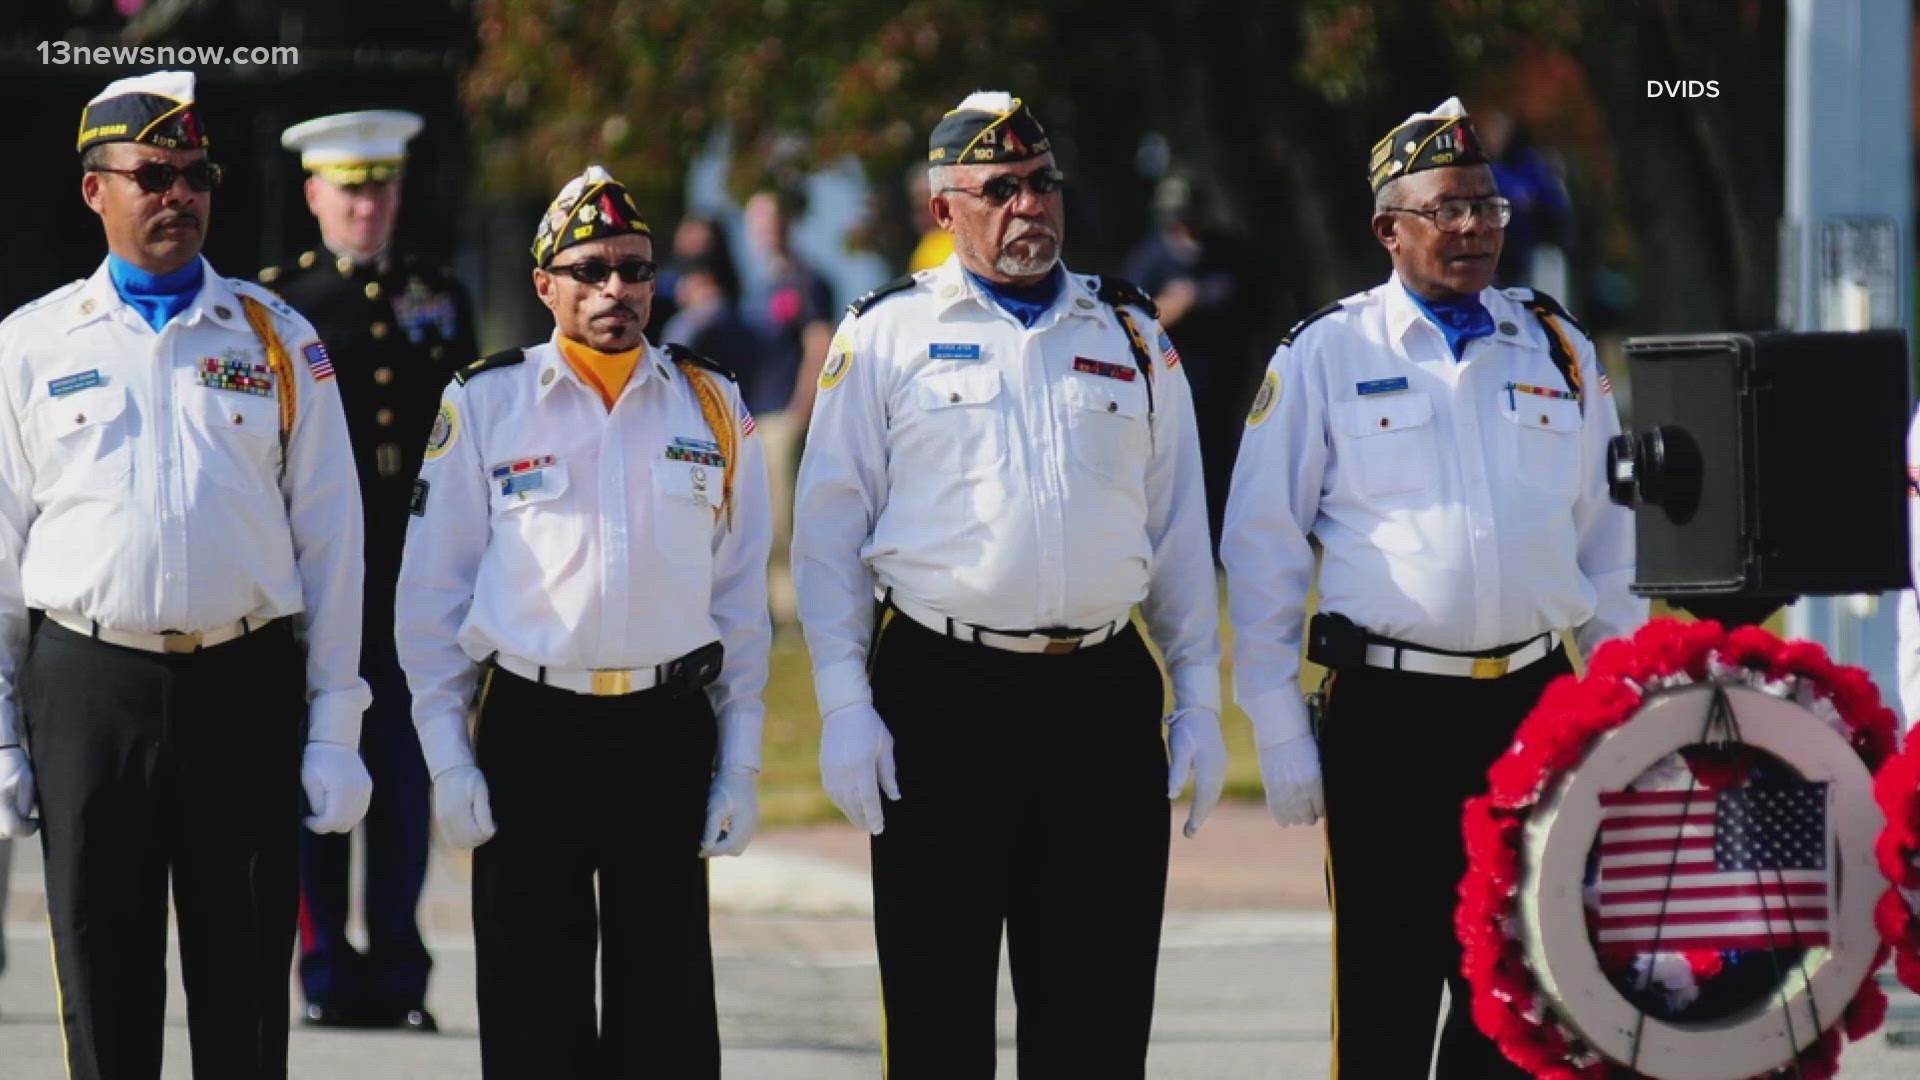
[1041,634,1082,656]
[161,631,203,654]
[1470,655,1509,679]
[590,669,633,696]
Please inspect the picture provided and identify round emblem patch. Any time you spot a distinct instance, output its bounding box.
[423,400,458,461]
[819,336,853,391]
[1246,369,1280,427]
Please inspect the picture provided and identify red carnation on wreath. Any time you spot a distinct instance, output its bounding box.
[1456,617,1899,1080]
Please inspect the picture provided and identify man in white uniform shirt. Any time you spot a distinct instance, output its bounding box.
[1221,97,1643,1078]
[395,165,770,1078]
[0,71,372,1080]
[793,92,1226,1078]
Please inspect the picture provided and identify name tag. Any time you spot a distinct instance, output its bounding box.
[929,342,982,361]
[1073,357,1136,382]
[47,370,103,397]
[1355,377,1409,397]
[499,471,544,497]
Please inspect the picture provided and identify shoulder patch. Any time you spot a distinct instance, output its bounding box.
[1511,287,1586,336]
[665,341,737,381]
[1277,301,1343,347]
[423,400,459,461]
[454,347,527,385]
[1247,369,1281,427]
[1095,275,1159,320]
[847,274,916,316]
[819,332,854,391]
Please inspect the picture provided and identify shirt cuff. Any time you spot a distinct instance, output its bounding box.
[1242,687,1312,748]
[1169,661,1223,717]
[305,682,371,748]
[716,701,765,773]
[811,659,873,719]
[415,708,477,779]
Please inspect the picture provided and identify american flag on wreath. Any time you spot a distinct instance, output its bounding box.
[1594,781,1830,952]
[737,397,756,437]
[302,340,334,382]
[1157,330,1182,369]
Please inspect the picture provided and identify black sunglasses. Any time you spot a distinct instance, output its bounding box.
[545,258,658,285]
[940,168,1066,206]
[89,160,224,195]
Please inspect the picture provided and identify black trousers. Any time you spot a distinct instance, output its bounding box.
[1319,645,1574,1080]
[22,616,306,1080]
[298,634,432,1014]
[471,665,720,1079]
[869,615,1170,1079]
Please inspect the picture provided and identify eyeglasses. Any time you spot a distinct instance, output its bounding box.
[1381,196,1512,233]
[545,258,659,285]
[88,160,224,195]
[940,168,1066,206]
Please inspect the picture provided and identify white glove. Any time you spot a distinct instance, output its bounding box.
[1257,734,1324,828]
[701,764,759,857]
[301,740,373,834]
[0,745,38,838]
[818,703,900,835]
[1166,707,1227,838]
[431,763,496,850]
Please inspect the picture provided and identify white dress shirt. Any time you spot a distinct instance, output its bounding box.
[0,257,370,747]
[1221,274,1644,747]
[396,333,771,778]
[792,257,1220,719]
[1894,411,1920,731]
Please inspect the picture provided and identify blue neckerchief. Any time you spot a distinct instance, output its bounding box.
[965,265,1063,329]
[1403,281,1494,361]
[108,254,204,332]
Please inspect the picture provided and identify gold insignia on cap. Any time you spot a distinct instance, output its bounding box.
[298,250,317,269]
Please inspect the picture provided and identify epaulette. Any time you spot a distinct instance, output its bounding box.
[1095,275,1159,320]
[1278,301,1343,347]
[454,347,526,385]
[230,279,299,321]
[1509,287,1586,336]
[257,265,282,285]
[665,341,737,381]
[847,274,916,316]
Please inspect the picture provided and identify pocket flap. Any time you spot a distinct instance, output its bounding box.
[915,367,1003,409]
[1062,373,1145,419]
[39,383,126,437]
[1338,390,1434,438]
[1503,395,1582,434]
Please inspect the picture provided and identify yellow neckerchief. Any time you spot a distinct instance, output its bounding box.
[555,334,642,411]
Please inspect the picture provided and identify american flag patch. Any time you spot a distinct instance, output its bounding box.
[738,398,757,436]
[1157,330,1182,369]
[302,340,334,382]
[1599,370,1613,395]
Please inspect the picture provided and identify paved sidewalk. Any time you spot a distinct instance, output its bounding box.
[2,803,1917,1077]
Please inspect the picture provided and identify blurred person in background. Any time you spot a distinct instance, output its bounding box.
[741,188,834,625]
[1478,108,1573,296]
[649,212,740,342]
[904,161,953,273]
[662,258,760,379]
[263,108,478,1034]
[1124,174,1263,550]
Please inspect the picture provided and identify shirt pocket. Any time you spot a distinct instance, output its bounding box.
[651,457,717,568]
[1332,391,1438,500]
[904,367,1007,475]
[31,383,132,498]
[1061,373,1148,483]
[181,388,281,493]
[1499,393,1583,500]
